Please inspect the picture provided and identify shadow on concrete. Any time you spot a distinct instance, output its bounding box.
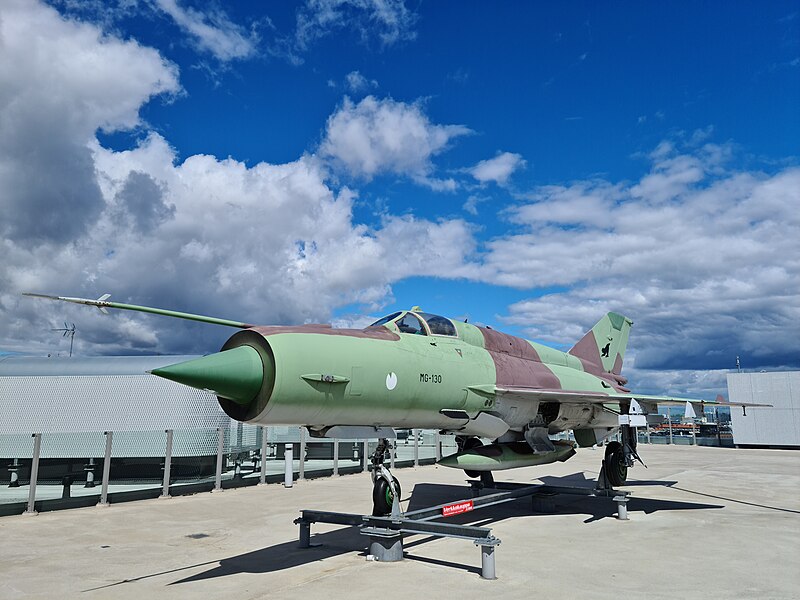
[172,526,368,585]
[86,472,723,589]
[82,526,367,592]
[404,478,722,526]
[669,485,800,515]
[541,470,680,489]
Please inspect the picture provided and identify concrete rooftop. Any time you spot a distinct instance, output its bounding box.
[1,444,798,600]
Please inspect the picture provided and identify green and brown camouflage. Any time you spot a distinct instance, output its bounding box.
[118,306,695,451]
[25,294,769,475]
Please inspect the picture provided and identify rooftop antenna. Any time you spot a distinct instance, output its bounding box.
[52,322,76,357]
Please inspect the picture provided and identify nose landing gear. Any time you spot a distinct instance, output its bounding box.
[370,438,402,517]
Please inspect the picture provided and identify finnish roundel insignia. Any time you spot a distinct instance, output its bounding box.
[386,372,398,390]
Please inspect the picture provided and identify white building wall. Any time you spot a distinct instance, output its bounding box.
[728,371,800,447]
[0,355,232,458]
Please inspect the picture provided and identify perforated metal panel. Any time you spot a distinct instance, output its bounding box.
[729,371,800,446]
[1,356,227,433]
[0,356,231,458]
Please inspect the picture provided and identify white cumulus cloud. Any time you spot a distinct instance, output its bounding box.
[468,152,526,186]
[319,96,471,189]
[0,2,474,357]
[0,0,180,245]
[486,143,800,375]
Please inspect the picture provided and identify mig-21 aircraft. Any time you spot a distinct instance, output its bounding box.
[24,293,765,515]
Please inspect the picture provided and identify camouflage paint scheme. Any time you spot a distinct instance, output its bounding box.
[162,311,631,440]
[25,294,756,473]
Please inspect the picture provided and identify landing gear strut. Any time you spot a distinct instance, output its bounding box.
[602,425,646,488]
[370,438,402,516]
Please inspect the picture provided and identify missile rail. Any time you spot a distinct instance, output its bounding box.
[295,474,631,580]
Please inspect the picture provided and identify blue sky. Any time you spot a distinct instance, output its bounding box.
[0,1,798,398]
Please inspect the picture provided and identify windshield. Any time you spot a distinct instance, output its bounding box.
[369,310,458,337]
[418,312,457,336]
[396,313,426,335]
[369,312,402,327]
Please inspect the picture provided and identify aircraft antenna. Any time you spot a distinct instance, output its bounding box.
[52,322,76,357]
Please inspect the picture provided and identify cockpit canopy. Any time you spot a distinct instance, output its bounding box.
[369,310,457,337]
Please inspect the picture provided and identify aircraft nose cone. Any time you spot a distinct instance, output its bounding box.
[150,345,264,406]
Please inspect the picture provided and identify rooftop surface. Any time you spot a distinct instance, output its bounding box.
[1,444,798,599]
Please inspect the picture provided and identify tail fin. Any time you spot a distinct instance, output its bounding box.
[568,312,633,375]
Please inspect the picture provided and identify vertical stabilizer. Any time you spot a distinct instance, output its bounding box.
[568,312,633,375]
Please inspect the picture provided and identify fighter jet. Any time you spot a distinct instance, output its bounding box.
[24,293,766,515]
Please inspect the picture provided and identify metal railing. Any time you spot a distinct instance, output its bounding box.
[1,426,455,516]
[2,420,734,517]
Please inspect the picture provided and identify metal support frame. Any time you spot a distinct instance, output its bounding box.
[362,440,369,472]
[364,527,404,562]
[97,431,113,507]
[298,520,312,548]
[477,537,501,580]
[295,476,631,579]
[214,427,225,492]
[413,429,419,466]
[161,429,173,498]
[24,433,42,516]
[531,492,557,513]
[389,438,395,469]
[614,495,629,520]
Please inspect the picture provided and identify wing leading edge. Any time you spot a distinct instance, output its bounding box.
[467,384,772,409]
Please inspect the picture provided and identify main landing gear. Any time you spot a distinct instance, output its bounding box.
[603,441,627,487]
[601,424,646,488]
[370,438,402,516]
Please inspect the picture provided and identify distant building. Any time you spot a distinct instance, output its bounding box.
[0,355,232,481]
[728,371,800,448]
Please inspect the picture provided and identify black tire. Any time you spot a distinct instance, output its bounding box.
[463,437,484,479]
[604,441,627,487]
[372,476,401,516]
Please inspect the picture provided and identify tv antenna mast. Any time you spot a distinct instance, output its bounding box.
[52,322,76,357]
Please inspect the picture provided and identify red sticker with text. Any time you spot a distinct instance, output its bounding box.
[442,500,474,517]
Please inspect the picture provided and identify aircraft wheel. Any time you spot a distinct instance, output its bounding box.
[463,437,483,479]
[604,441,627,487]
[372,476,401,516]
